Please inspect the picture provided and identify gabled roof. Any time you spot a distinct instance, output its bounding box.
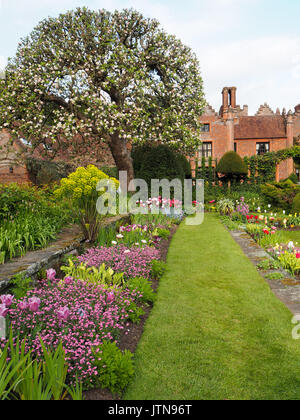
[234,116,287,140]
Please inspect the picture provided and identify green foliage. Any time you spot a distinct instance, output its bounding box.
[0,184,37,219]
[0,183,72,263]
[219,216,242,231]
[244,146,300,183]
[10,274,33,300]
[0,335,32,400]
[1,333,82,400]
[216,198,235,216]
[265,272,284,280]
[278,252,300,275]
[131,213,174,229]
[150,260,167,279]
[97,226,118,247]
[258,231,286,248]
[126,277,156,304]
[257,259,281,271]
[261,180,300,211]
[54,165,119,241]
[291,193,300,214]
[153,227,170,240]
[132,144,189,188]
[287,173,299,184]
[128,302,146,323]
[0,211,69,264]
[26,158,74,186]
[216,151,248,183]
[100,166,119,179]
[92,341,134,394]
[61,260,125,287]
[245,223,264,240]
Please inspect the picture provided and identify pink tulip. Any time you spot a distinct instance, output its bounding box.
[0,304,9,317]
[28,297,41,312]
[57,306,70,322]
[64,276,73,285]
[0,295,14,307]
[46,269,56,281]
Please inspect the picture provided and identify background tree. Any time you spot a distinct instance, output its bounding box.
[132,143,191,188]
[0,7,205,185]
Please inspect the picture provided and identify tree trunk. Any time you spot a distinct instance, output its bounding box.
[108,133,135,190]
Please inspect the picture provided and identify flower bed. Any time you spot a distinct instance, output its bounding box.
[0,273,145,389]
[0,208,178,399]
[78,245,160,279]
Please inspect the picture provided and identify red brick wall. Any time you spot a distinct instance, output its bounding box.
[196,115,292,180]
[0,165,30,184]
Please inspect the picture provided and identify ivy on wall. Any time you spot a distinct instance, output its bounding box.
[244,146,300,183]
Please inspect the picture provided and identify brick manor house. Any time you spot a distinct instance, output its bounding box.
[191,87,300,181]
[0,86,300,184]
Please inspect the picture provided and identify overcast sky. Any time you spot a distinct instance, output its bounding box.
[0,0,299,115]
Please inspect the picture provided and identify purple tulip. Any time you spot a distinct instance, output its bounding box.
[107,292,115,304]
[0,304,9,317]
[57,306,70,322]
[0,295,14,307]
[28,297,41,312]
[46,269,56,281]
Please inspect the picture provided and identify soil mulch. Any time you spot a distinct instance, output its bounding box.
[83,224,178,401]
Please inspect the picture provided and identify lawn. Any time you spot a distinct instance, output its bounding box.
[280,230,300,244]
[124,213,300,400]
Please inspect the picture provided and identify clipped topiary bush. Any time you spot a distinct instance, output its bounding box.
[292,192,300,214]
[216,151,248,185]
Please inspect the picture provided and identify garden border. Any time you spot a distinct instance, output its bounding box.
[229,228,300,315]
[0,215,130,292]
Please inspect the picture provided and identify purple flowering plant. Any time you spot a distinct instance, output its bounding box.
[1,277,143,389]
[78,245,160,279]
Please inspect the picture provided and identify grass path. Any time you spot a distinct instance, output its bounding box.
[124,214,300,400]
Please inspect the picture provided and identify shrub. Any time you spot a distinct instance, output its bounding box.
[292,193,300,214]
[283,173,299,184]
[0,183,43,219]
[26,158,74,186]
[216,198,235,216]
[54,165,119,241]
[217,151,248,183]
[261,179,300,211]
[92,341,134,394]
[132,144,189,188]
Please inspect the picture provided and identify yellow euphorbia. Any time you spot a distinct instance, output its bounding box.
[54,165,119,203]
[54,165,120,242]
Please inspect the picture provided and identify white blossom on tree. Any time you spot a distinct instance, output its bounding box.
[0,7,205,182]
